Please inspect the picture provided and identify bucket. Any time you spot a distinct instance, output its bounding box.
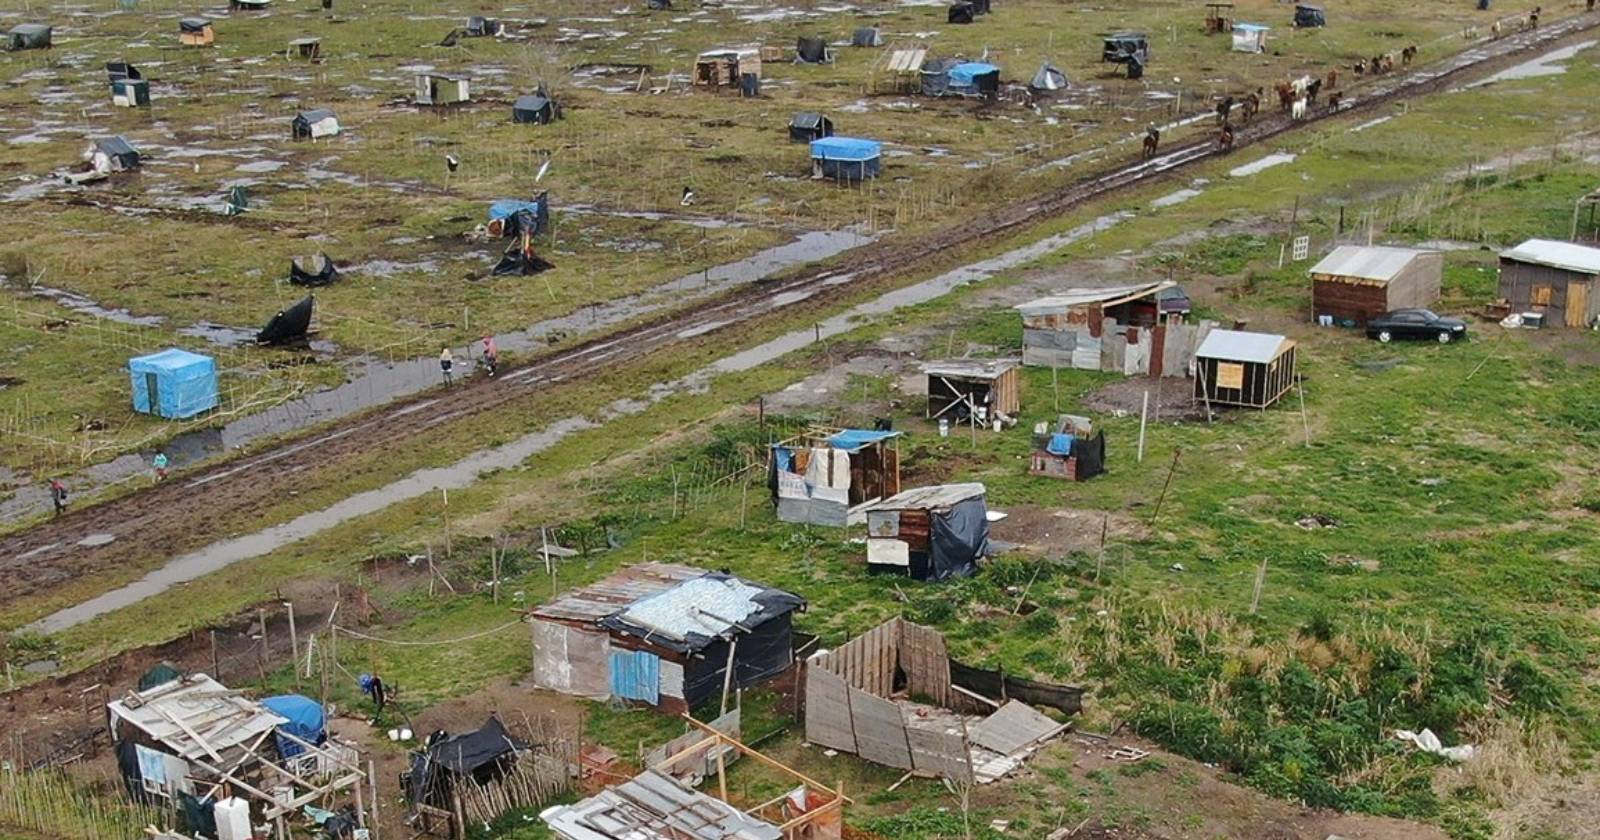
[939,418,950,437]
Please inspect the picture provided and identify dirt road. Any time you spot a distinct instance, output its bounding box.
[3,14,1595,626]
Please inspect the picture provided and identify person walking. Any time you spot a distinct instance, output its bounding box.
[49,479,67,516]
[439,347,454,386]
[152,452,169,482]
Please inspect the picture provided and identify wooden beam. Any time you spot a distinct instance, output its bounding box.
[677,716,852,804]
[950,684,1001,709]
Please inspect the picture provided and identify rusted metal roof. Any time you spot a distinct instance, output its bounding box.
[542,769,782,839]
[861,483,986,512]
[530,562,703,623]
[1014,281,1173,317]
[923,359,1018,381]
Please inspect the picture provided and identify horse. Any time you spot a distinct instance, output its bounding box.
[1241,92,1260,122]
[1275,81,1295,111]
[1401,45,1417,66]
[1216,95,1235,125]
[1382,54,1395,73]
[1217,122,1235,151]
[1491,20,1503,39]
[1354,59,1367,76]
[1327,91,1343,111]
[1142,127,1160,159]
[1307,78,1323,103]
[1327,67,1340,90]
[1291,96,1307,120]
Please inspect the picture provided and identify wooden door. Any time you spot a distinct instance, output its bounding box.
[1567,281,1589,328]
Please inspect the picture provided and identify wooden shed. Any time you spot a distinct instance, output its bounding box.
[179,18,215,46]
[415,73,470,105]
[1193,329,1296,409]
[861,483,988,582]
[693,46,762,87]
[1497,239,1600,328]
[1309,245,1442,326]
[923,359,1019,423]
[1016,282,1211,378]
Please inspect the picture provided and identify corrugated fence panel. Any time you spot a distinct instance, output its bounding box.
[899,620,951,708]
[907,726,972,784]
[805,667,857,753]
[848,687,913,770]
[609,649,661,704]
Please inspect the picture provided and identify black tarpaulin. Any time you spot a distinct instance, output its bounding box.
[680,612,795,707]
[492,240,554,276]
[106,61,141,82]
[948,660,1085,715]
[256,294,313,345]
[512,94,557,124]
[289,253,339,287]
[407,716,526,807]
[1294,3,1325,27]
[796,36,829,63]
[179,18,210,32]
[1071,431,1106,480]
[599,572,805,655]
[924,495,987,581]
[948,2,975,24]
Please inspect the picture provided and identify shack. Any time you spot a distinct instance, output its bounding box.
[1294,3,1326,27]
[861,483,989,581]
[694,46,762,88]
[405,717,525,831]
[945,61,1001,96]
[288,37,320,60]
[1193,329,1297,409]
[870,45,926,93]
[129,348,218,420]
[112,77,151,107]
[1497,239,1600,328]
[544,729,845,840]
[465,16,500,37]
[852,25,883,47]
[512,93,558,124]
[291,108,340,140]
[1029,414,1106,481]
[805,618,1083,783]
[108,673,365,838]
[810,137,881,181]
[257,294,314,345]
[106,60,141,83]
[1309,245,1443,326]
[796,36,831,64]
[788,112,834,143]
[948,1,977,24]
[179,18,214,46]
[1015,282,1211,378]
[416,72,471,105]
[87,136,140,173]
[1232,23,1269,53]
[1102,33,1149,78]
[770,428,900,527]
[1204,1,1234,34]
[922,360,1019,424]
[530,563,805,714]
[6,24,52,51]
[1028,62,1068,94]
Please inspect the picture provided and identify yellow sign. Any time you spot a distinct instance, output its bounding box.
[1216,362,1245,390]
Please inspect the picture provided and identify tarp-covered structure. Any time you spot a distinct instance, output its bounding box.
[179,18,214,46]
[260,695,326,759]
[465,15,500,36]
[946,61,1000,96]
[770,427,900,526]
[1102,32,1148,78]
[809,136,880,181]
[88,136,140,173]
[1029,62,1068,93]
[862,484,989,581]
[106,60,142,83]
[852,26,883,47]
[1231,23,1269,53]
[6,24,52,50]
[291,108,339,140]
[112,78,151,107]
[513,93,558,124]
[289,253,340,287]
[788,111,834,143]
[530,563,805,713]
[257,294,314,345]
[948,1,977,24]
[1294,3,1325,27]
[796,35,831,64]
[129,348,218,419]
[1016,282,1213,378]
[805,618,1082,784]
[405,717,526,810]
[1029,414,1106,481]
[488,194,554,275]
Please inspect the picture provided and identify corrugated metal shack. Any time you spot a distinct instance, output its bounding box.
[861,484,988,581]
[1497,239,1600,328]
[1309,245,1442,326]
[1016,282,1213,377]
[1029,414,1106,481]
[694,46,762,87]
[770,428,899,527]
[923,359,1019,423]
[530,563,805,714]
[1193,329,1296,409]
[805,618,1082,784]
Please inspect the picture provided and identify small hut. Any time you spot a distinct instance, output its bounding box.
[112,78,150,107]
[796,35,831,64]
[694,46,761,88]
[1030,414,1106,481]
[922,360,1020,424]
[945,61,1001,96]
[6,24,52,51]
[512,93,557,124]
[1309,245,1443,326]
[230,0,271,10]
[948,2,977,24]
[1193,329,1297,409]
[1497,239,1600,328]
[129,348,218,419]
[288,37,320,60]
[1205,1,1234,33]
[1102,33,1149,78]
[810,136,881,181]
[1231,23,1269,53]
[1294,3,1326,27]
[415,73,470,105]
[861,484,990,581]
[1028,62,1068,93]
[87,136,140,173]
[465,16,500,37]
[770,428,900,526]
[852,25,883,47]
[404,717,526,830]
[179,18,214,46]
[787,111,834,143]
[291,108,340,140]
[106,61,141,83]
[1016,282,1209,377]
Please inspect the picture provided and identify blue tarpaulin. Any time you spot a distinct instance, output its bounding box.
[1046,433,1074,456]
[609,650,660,704]
[809,137,881,162]
[826,429,898,452]
[488,198,543,220]
[947,62,999,87]
[262,695,326,758]
[128,348,218,419]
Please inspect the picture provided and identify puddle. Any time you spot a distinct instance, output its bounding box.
[176,321,259,347]
[1228,152,1297,178]
[235,160,287,173]
[17,283,166,327]
[1151,188,1202,208]
[1470,40,1595,86]
[1348,115,1393,133]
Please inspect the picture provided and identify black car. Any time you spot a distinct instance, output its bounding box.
[1365,309,1468,343]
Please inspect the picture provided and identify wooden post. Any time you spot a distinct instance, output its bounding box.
[740,476,749,530]
[1149,448,1182,526]
[1137,390,1149,463]
[367,758,380,840]
[1297,378,1310,447]
[1094,512,1108,583]
[1250,558,1267,614]
[427,543,436,598]
[492,539,501,605]
[719,638,739,716]
[210,630,219,678]
[441,488,452,557]
[286,602,300,691]
[354,760,367,829]
[1051,365,1059,412]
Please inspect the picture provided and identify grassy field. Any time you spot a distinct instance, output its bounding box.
[0,0,1540,477]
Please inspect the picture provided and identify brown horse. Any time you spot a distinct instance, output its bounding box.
[1327,67,1340,90]
[1401,45,1417,66]
[1142,127,1160,159]
[1275,81,1295,111]
[1217,122,1235,151]
[1327,91,1343,111]
[1240,92,1260,122]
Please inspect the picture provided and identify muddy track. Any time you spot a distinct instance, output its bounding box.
[3,16,1594,619]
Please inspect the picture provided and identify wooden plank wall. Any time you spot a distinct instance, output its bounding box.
[804,667,858,754]
[818,619,900,695]
[848,688,914,769]
[898,620,952,708]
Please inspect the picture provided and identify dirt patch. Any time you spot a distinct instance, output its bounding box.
[991,505,1149,555]
[1081,375,1212,422]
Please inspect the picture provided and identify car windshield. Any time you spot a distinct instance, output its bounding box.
[1414,310,1439,321]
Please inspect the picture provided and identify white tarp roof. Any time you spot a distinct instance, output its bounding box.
[541,769,783,840]
[1309,245,1433,282]
[1014,281,1174,316]
[107,673,287,761]
[614,576,768,641]
[1502,239,1600,275]
[1195,329,1291,363]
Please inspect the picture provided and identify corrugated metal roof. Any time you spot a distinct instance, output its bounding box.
[1014,281,1174,316]
[862,482,986,512]
[923,359,1018,380]
[1501,238,1600,275]
[531,563,703,623]
[614,576,768,642]
[1194,329,1292,363]
[107,673,287,761]
[1308,245,1432,282]
[541,769,783,840]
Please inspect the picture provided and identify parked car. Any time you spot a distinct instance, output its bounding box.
[1365,309,1468,343]
[1156,285,1192,316]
